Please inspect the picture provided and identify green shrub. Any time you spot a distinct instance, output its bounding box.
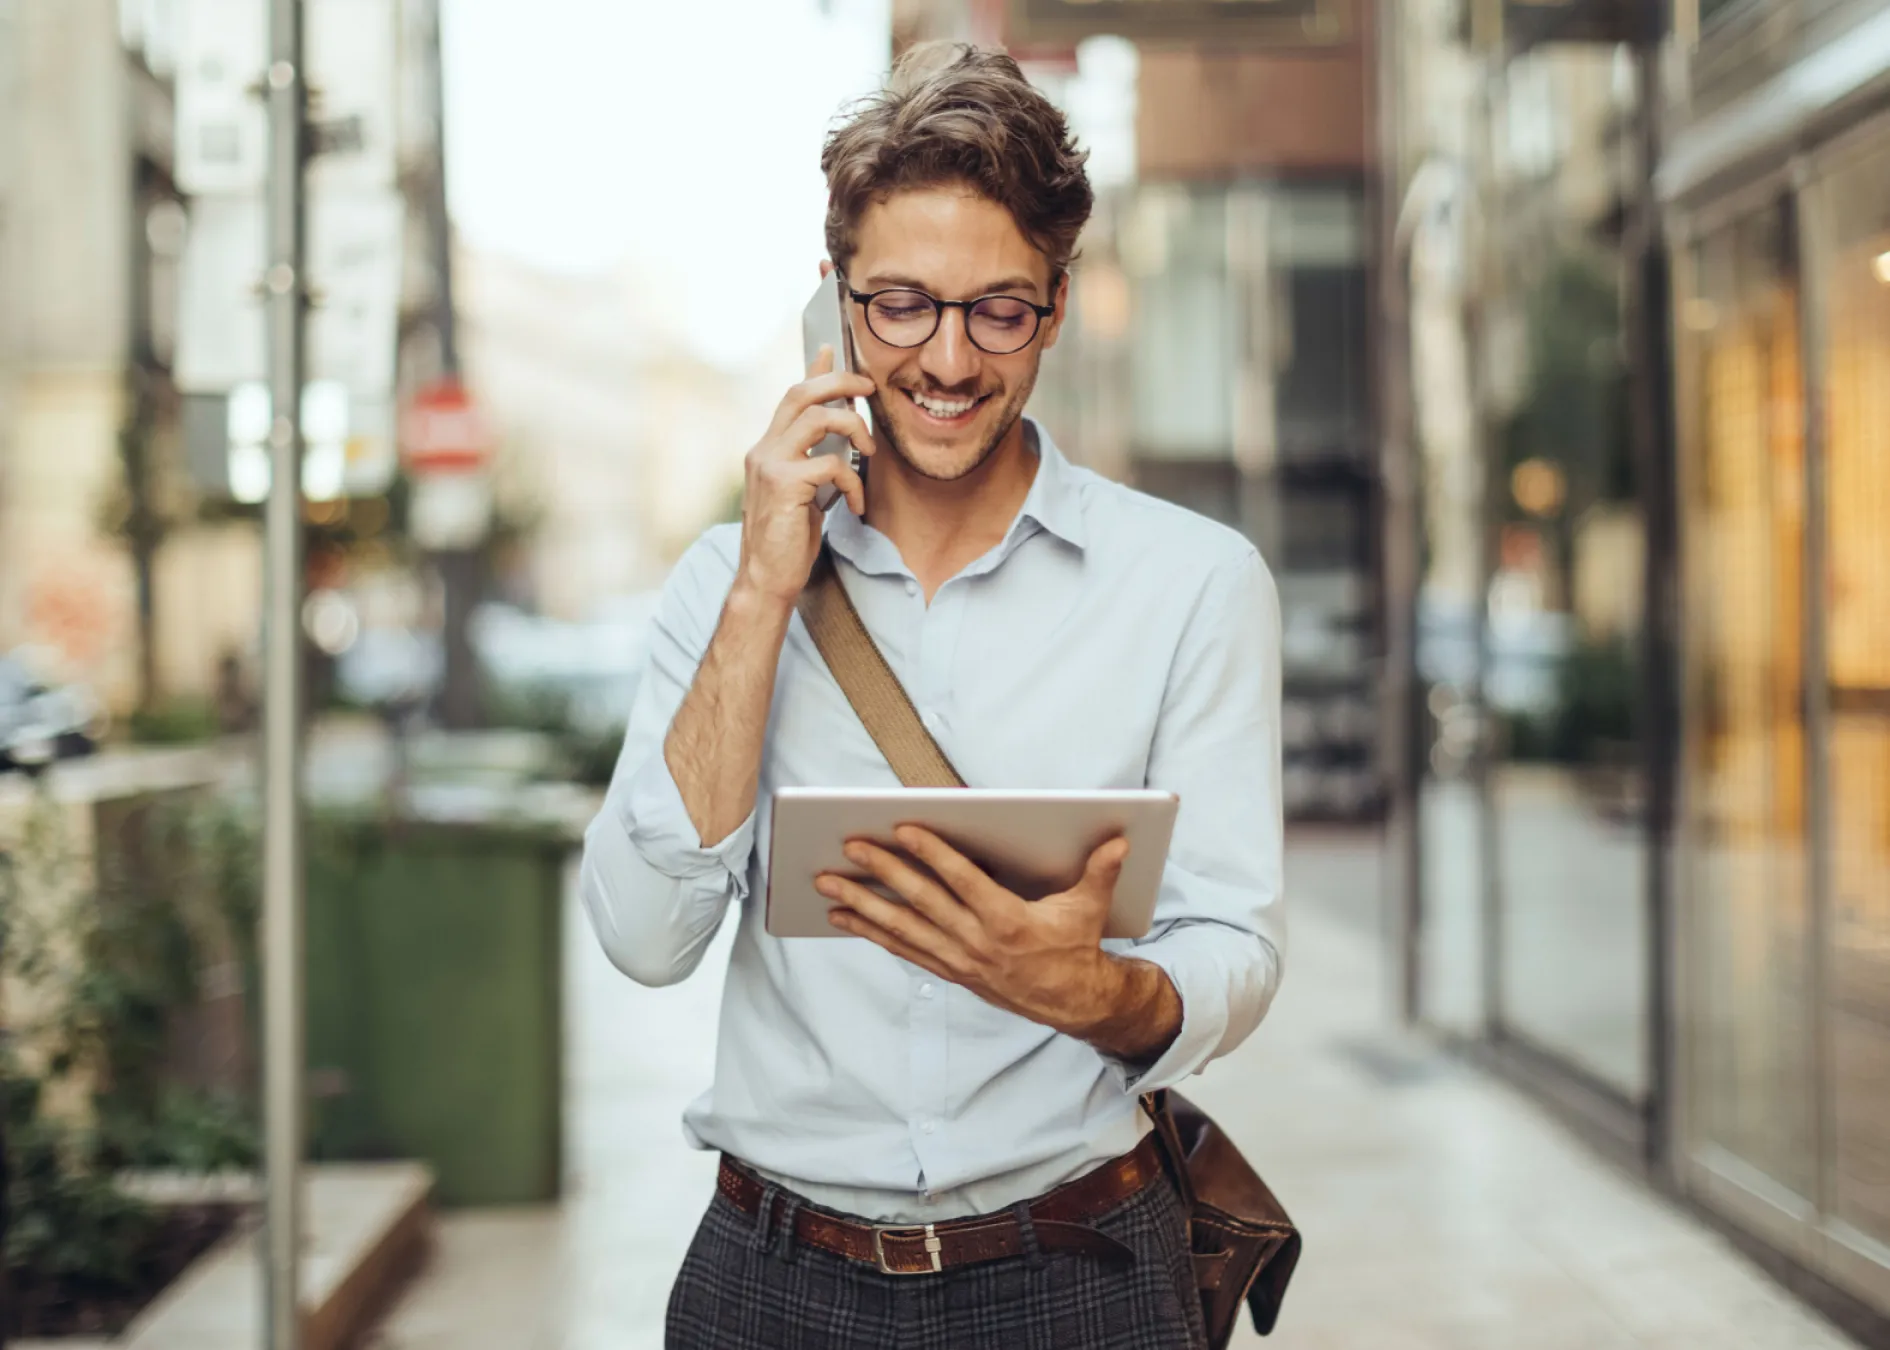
[126,698,221,746]
[1,789,261,1317]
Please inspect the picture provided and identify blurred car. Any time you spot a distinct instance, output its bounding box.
[0,650,105,774]
[334,624,444,712]
[470,594,660,738]
[1416,594,1572,716]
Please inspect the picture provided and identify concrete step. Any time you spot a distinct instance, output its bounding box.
[122,1162,433,1350]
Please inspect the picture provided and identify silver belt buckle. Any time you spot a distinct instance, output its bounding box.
[872,1222,943,1276]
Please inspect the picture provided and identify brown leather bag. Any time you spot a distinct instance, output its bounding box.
[797,544,1301,1345]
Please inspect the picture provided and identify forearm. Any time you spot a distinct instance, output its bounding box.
[665,582,795,848]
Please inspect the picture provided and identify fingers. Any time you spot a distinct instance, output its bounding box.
[797,451,866,516]
[826,906,956,981]
[789,403,876,464]
[841,840,983,947]
[1078,837,1130,898]
[773,359,877,435]
[817,873,963,970]
[892,826,1016,922]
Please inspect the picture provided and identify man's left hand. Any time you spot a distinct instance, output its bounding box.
[815,827,1181,1061]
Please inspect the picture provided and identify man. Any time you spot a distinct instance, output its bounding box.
[581,42,1284,1350]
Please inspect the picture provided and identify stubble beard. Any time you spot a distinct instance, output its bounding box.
[868,368,1037,485]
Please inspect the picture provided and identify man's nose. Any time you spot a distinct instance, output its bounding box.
[920,307,981,389]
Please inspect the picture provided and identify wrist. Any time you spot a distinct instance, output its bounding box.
[1061,951,1135,1041]
[726,573,800,627]
[1069,955,1181,1063]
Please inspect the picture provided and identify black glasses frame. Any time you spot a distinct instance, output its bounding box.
[847,285,1057,355]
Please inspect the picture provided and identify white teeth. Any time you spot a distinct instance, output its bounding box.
[910,391,978,418]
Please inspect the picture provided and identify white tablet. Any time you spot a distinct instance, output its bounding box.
[765,787,1179,940]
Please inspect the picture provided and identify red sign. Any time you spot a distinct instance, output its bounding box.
[401,378,490,474]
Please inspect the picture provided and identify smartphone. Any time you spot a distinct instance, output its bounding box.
[800,272,864,511]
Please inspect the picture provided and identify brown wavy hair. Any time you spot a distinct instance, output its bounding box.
[821,42,1094,284]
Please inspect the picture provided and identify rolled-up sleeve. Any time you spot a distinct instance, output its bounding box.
[1101,546,1285,1093]
[580,528,753,988]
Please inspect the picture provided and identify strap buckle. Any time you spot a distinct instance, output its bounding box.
[872,1223,943,1276]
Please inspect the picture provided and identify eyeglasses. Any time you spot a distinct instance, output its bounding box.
[847,285,1056,356]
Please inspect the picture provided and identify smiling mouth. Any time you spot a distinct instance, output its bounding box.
[902,387,991,425]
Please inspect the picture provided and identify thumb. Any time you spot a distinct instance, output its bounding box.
[1079,837,1130,897]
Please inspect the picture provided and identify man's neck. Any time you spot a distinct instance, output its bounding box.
[864,418,1040,601]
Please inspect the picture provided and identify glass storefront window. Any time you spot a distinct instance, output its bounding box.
[1814,136,1890,1254]
[1487,236,1651,1099]
[1680,200,1817,1200]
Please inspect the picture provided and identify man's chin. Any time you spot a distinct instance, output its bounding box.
[880,411,1000,482]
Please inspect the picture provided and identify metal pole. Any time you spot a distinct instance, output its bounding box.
[262,0,308,1343]
[1374,0,1424,1025]
[427,0,457,378]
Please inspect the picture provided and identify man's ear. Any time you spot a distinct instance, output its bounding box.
[1042,269,1072,353]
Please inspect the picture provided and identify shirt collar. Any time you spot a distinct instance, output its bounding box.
[1015,420,1089,552]
[824,417,1089,575]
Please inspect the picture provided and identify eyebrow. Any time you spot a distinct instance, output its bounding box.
[858,272,1044,300]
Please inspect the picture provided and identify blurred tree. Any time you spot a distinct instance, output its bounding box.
[1499,247,1632,611]
[101,377,181,717]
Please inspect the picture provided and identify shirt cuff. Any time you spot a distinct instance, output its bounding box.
[1098,925,1274,1095]
[621,747,756,896]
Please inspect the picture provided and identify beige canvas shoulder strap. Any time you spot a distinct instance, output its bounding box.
[796,544,966,791]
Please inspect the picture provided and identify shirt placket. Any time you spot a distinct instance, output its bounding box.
[905,577,964,1187]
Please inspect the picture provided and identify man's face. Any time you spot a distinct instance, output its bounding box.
[840,186,1066,482]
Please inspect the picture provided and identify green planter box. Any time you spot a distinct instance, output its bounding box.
[305,812,571,1205]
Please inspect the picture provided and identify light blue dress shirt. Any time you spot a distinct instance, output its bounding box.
[580,421,1285,1224]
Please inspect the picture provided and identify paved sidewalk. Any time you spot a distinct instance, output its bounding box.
[365,840,1861,1350]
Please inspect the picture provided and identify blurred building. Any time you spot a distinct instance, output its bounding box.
[456,251,658,618]
[1380,0,1890,1338]
[457,249,785,618]
[1663,0,1890,1330]
[0,0,204,713]
[900,0,1388,823]
[0,0,466,719]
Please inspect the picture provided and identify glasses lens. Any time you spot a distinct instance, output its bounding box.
[968,296,1040,354]
[866,291,939,348]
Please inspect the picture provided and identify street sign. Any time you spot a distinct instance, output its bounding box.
[401,379,490,475]
[175,0,268,193]
[305,0,400,190]
[176,0,398,194]
[175,191,404,397]
[402,379,492,549]
[309,193,405,391]
[1006,0,1350,46]
[408,473,494,552]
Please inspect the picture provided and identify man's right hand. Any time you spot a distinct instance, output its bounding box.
[735,347,877,609]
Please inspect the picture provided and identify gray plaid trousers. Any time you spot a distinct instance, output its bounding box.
[664,1172,1210,1349]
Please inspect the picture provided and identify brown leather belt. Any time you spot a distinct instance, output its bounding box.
[718,1133,1167,1276]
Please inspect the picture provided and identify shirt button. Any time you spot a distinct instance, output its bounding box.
[904,579,919,596]
[919,982,935,999]
[921,1120,936,1135]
